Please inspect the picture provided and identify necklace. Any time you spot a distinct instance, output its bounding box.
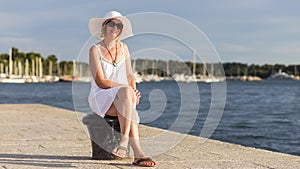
[103,41,118,67]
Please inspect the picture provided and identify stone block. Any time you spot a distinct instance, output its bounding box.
[82,113,128,160]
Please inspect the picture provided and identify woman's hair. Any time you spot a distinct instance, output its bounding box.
[100,19,123,42]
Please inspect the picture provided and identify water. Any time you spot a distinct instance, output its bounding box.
[0,80,299,156]
[0,82,75,110]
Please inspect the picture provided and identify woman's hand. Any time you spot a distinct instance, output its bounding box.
[134,88,141,105]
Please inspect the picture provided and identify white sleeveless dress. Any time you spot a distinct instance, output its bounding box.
[88,42,138,121]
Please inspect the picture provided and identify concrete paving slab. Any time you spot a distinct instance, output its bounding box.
[0,104,299,169]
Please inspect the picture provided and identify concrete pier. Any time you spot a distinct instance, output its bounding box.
[0,104,299,168]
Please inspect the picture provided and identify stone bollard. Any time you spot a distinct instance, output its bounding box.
[82,113,129,160]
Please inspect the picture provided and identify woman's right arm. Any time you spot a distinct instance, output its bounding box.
[89,46,123,89]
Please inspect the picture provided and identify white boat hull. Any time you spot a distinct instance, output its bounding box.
[0,78,25,83]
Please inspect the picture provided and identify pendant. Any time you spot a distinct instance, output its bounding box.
[112,62,117,67]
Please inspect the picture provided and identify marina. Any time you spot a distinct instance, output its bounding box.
[1,47,300,83]
[0,48,59,83]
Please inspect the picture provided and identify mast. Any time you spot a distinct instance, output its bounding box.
[25,59,29,77]
[152,60,155,75]
[49,61,52,76]
[141,60,145,76]
[166,60,169,76]
[0,63,3,74]
[203,63,207,79]
[39,57,43,78]
[73,60,76,76]
[193,50,196,79]
[18,60,22,76]
[79,64,82,77]
[13,60,17,75]
[31,59,35,76]
[35,57,39,76]
[57,61,60,76]
[9,48,12,77]
[5,66,8,77]
[211,63,214,78]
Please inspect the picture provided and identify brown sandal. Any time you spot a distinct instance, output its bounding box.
[111,145,127,158]
[133,157,156,167]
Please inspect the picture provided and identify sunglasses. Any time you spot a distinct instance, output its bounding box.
[107,21,123,30]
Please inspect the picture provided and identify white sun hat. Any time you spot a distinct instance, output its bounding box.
[89,10,133,40]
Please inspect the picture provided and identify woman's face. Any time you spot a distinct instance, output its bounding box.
[105,19,123,39]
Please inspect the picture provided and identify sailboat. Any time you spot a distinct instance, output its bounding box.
[145,60,161,82]
[132,59,142,83]
[0,48,25,83]
[193,62,225,83]
[59,60,79,82]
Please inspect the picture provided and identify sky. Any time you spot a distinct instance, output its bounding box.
[0,0,300,65]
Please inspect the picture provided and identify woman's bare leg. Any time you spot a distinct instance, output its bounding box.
[128,119,156,166]
[105,104,118,116]
[113,87,144,155]
[129,120,145,158]
[112,87,136,154]
[129,121,156,165]
[108,87,156,166]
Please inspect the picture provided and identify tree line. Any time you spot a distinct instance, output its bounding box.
[135,59,300,79]
[0,47,89,76]
[1,47,299,79]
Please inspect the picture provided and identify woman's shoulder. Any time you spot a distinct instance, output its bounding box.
[89,45,97,53]
[90,43,103,52]
[89,44,102,57]
[119,41,129,52]
[90,43,99,49]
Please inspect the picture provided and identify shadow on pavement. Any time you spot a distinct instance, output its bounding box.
[0,154,94,168]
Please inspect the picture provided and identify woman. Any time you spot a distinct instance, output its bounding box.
[88,11,156,167]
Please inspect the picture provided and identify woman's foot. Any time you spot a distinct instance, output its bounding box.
[111,145,127,158]
[133,157,156,167]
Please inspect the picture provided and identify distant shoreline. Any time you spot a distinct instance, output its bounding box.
[1,47,299,81]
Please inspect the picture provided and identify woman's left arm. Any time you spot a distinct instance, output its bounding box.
[123,43,140,105]
[124,43,136,88]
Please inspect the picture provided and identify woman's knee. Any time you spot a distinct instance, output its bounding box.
[117,86,134,100]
